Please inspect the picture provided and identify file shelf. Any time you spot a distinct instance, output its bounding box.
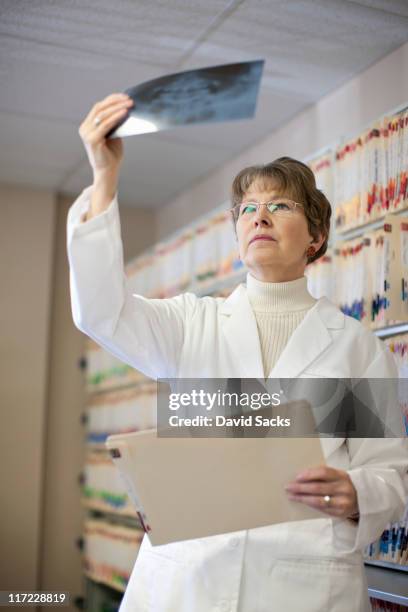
[81,340,154,607]
[84,571,126,595]
[365,560,408,574]
[336,206,408,243]
[365,563,408,607]
[82,515,143,597]
[82,498,138,520]
[85,579,123,612]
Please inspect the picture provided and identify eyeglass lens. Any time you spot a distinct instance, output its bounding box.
[238,201,296,216]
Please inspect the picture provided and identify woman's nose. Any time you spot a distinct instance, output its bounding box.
[253,205,272,227]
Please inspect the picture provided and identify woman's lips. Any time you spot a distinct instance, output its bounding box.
[249,236,276,245]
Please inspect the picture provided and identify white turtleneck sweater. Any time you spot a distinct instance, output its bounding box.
[246,273,317,377]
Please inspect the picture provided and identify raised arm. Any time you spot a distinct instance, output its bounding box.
[67,94,193,380]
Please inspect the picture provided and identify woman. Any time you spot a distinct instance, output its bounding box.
[67,93,408,612]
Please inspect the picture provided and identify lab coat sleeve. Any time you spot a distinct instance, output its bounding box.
[336,346,408,553]
[66,186,193,380]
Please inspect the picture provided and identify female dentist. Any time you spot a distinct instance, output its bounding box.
[67,93,408,612]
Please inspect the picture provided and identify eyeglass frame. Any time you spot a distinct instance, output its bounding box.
[229,198,305,223]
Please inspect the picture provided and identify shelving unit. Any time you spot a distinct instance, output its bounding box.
[375,323,408,339]
[84,571,126,595]
[365,560,408,574]
[80,347,154,610]
[85,575,123,612]
[365,563,408,607]
[81,499,138,521]
[336,205,408,242]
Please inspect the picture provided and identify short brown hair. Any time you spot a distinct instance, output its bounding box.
[230,156,331,264]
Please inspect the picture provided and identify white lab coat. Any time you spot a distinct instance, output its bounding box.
[67,187,408,612]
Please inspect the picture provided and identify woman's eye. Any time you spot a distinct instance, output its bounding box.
[274,202,290,210]
[242,204,257,214]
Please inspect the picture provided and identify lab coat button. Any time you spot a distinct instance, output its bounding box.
[229,537,239,548]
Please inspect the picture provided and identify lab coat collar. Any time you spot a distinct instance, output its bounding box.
[220,283,345,379]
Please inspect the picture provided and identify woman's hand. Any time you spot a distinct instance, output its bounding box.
[285,465,359,519]
[78,93,134,219]
[78,93,134,180]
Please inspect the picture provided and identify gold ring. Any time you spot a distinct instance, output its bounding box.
[323,495,331,507]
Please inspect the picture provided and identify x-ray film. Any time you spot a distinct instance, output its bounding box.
[107,60,264,139]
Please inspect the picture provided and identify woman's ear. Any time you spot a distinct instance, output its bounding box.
[310,232,326,253]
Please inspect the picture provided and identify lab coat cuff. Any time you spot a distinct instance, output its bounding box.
[332,466,401,555]
[66,185,119,244]
[345,467,385,554]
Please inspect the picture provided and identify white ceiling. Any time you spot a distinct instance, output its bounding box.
[1,0,408,208]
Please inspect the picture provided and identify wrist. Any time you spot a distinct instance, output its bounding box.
[92,173,118,204]
[93,169,119,193]
[88,172,119,220]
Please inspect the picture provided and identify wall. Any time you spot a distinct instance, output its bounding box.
[119,203,156,264]
[156,41,408,239]
[39,194,86,608]
[0,184,55,591]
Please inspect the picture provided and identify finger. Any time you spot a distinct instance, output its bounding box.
[287,493,347,516]
[91,93,132,117]
[80,95,132,133]
[88,108,130,142]
[80,100,131,141]
[285,482,336,496]
[89,100,133,127]
[295,466,339,482]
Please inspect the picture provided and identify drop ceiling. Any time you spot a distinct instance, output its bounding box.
[1,0,408,208]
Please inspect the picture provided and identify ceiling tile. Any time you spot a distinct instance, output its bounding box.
[0,0,230,68]
[0,111,81,168]
[342,0,408,17]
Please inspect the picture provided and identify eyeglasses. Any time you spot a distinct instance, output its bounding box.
[230,198,304,223]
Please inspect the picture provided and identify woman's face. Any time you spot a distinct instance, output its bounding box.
[235,180,325,282]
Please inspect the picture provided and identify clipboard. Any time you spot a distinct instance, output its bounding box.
[106,405,326,545]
